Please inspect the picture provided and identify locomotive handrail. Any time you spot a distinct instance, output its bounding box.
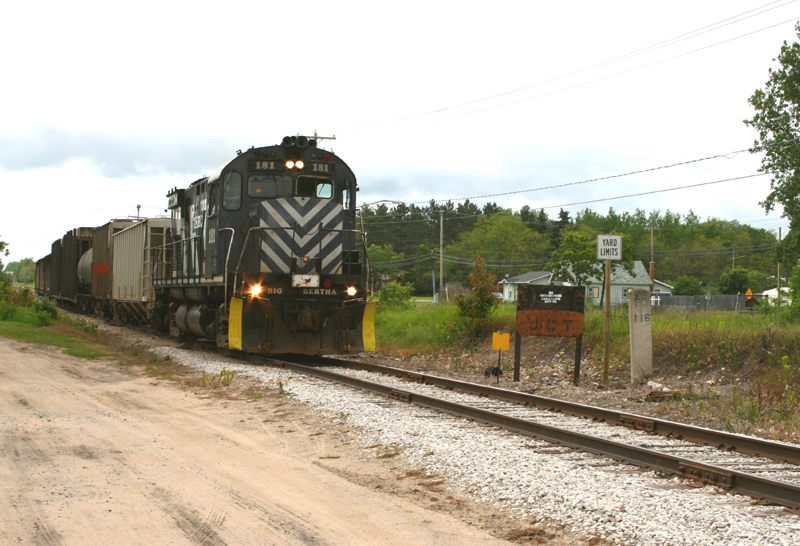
[151,235,205,284]
[220,227,235,315]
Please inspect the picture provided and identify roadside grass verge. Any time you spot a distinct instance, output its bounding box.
[0,320,107,359]
[375,302,459,355]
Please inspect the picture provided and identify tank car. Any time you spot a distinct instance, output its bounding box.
[153,135,375,354]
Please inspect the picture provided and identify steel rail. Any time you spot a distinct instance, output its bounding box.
[256,355,800,509]
[288,355,800,466]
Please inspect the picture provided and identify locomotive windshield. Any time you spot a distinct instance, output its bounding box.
[249,174,293,198]
[296,176,332,199]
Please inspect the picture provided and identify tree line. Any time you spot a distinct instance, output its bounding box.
[360,203,781,296]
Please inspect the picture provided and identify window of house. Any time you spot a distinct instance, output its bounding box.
[588,286,600,298]
[622,287,634,299]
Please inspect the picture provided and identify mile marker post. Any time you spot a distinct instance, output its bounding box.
[597,235,622,387]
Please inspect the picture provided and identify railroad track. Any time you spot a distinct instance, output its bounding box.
[252,353,800,510]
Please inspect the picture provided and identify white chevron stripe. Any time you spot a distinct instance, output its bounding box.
[267,199,336,227]
[258,199,345,274]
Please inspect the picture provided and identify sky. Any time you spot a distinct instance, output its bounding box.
[2,1,800,265]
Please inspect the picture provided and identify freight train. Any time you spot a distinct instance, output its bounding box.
[35,136,375,354]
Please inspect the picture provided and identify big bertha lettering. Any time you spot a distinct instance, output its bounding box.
[302,288,338,295]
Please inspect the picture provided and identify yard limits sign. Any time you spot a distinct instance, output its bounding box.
[514,285,586,385]
[597,234,622,260]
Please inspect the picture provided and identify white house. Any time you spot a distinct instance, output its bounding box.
[498,271,552,302]
[498,261,672,305]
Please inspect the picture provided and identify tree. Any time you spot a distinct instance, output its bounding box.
[453,254,499,338]
[445,213,550,285]
[671,276,703,296]
[0,236,10,300]
[717,268,767,294]
[547,228,603,287]
[5,258,35,284]
[548,228,635,287]
[367,244,405,283]
[0,236,8,271]
[745,24,800,256]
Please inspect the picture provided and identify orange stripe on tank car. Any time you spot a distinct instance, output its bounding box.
[92,263,110,275]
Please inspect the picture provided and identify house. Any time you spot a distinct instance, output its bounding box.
[570,261,672,305]
[498,262,672,305]
[498,271,552,302]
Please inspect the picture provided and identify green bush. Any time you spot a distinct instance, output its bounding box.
[0,302,17,321]
[73,317,98,333]
[0,272,11,301]
[32,297,58,318]
[376,280,414,307]
[453,254,499,340]
[672,275,704,296]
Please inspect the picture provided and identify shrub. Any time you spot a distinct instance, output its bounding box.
[7,287,35,307]
[32,297,59,319]
[672,275,704,296]
[0,272,11,301]
[0,302,17,321]
[376,280,414,307]
[453,254,499,339]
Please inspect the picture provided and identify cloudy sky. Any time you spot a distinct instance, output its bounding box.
[2,1,799,265]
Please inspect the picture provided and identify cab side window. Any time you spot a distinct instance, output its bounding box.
[296,176,333,199]
[223,172,242,210]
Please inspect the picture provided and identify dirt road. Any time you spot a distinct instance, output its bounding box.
[0,337,526,545]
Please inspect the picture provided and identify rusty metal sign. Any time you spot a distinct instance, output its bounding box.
[516,285,585,337]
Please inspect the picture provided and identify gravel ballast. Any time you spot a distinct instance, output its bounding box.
[152,346,800,546]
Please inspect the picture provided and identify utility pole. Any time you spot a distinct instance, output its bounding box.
[439,210,444,301]
[649,226,655,292]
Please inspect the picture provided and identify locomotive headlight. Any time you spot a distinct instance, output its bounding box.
[346,286,357,297]
[250,285,263,297]
[295,160,304,169]
[285,160,295,169]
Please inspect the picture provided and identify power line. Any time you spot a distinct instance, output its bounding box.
[341,5,798,134]
[359,146,750,218]
[407,150,751,205]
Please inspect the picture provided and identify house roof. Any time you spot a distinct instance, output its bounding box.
[499,271,551,284]
[583,261,651,286]
[497,263,672,289]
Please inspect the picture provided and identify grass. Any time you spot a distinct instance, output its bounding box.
[374,302,460,354]
[0,320,107,359]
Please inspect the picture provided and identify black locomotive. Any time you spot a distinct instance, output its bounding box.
[36,136,375,355]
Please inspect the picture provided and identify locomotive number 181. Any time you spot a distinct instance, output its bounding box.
[311,163,331,173]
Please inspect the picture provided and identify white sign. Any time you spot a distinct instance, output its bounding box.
[597,235,622,261]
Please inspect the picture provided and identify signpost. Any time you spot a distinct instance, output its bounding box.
[597,235,622,386]
[514,285,585,385]
[490,332,510,384]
